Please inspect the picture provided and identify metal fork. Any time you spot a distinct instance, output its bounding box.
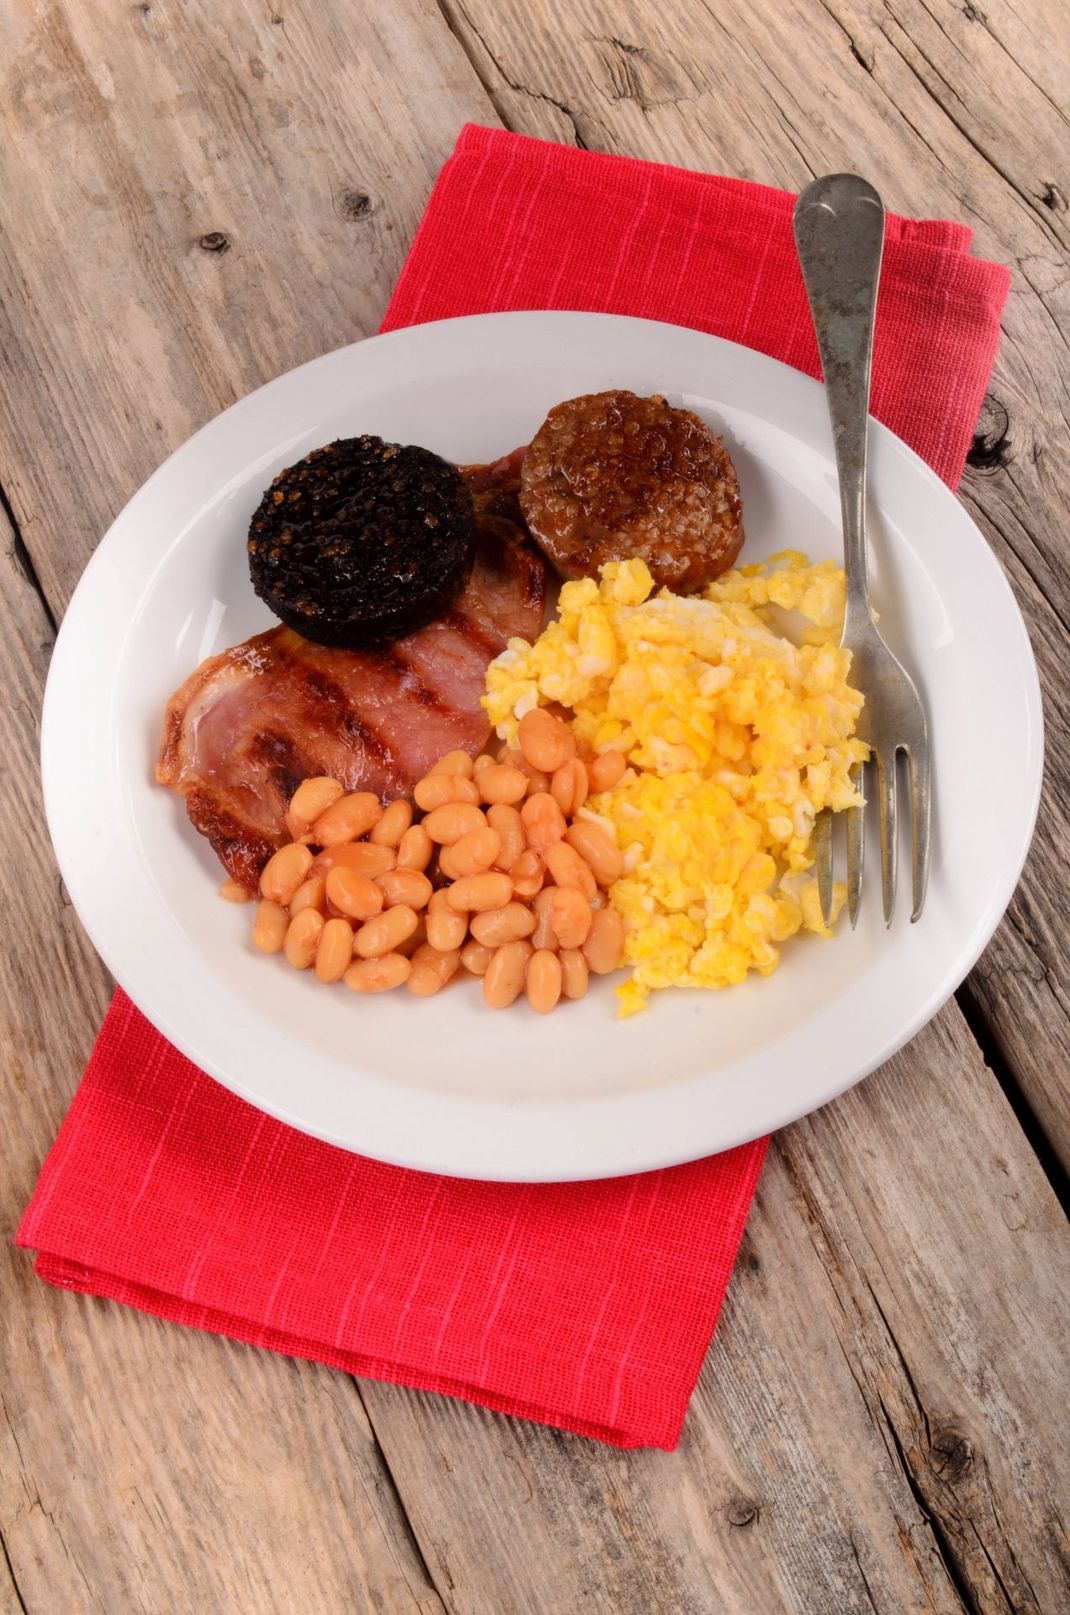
[793,173,931,925]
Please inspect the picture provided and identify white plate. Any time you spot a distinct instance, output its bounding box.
[42,312,1043,1181]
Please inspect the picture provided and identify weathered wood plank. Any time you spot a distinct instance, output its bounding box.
[437,0,1070,1169]
[0,502,447,1613]
[0,1,491,1608]
[2,1,1068,1612]
[3,0,1065,1170]
[0,0,491,613]
[360,1005,1070,1614]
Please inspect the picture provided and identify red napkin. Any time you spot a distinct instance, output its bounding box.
[19,125,1010,1450]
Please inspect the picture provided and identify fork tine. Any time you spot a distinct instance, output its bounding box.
[876,749,898,926]
[907,742,932,922]
[846,761,866,928]
[813,808,833,927]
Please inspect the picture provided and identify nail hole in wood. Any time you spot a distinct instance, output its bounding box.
[340,190,373,220]
[966,394,1011,471]
[929,1425,974,1483]
[726,1497,760,1528]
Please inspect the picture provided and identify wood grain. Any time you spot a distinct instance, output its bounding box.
[1,1,1068,1611]
[359,1006,1070,1614]
[0,504,447,1614]
[0,0,490,613]
[0,1,485,1608]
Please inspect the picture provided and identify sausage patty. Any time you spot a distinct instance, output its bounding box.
[519,391,744,591]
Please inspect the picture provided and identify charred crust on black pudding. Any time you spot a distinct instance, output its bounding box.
[248,436,477,647]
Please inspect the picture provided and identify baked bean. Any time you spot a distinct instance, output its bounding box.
[395,914,426,957]
[252,899,288,953]
[520,792,567,855]
[344,953,411,993]
[550,887,593,950]
[426,889,468,952]
[284,810,312,842]
[526,949,562,1014]
[445,872,513,913]
[499,748,550,795]
[413,773,481,812]
[551,759,589,818]
[406,943,462,996]
[287,776,344,832]
[284,907,324,969]
[423,802,487,845]
[325,866,384,922]
[370,798,412,847]
[545,840,598,900]
[470,902,537,947]
[386,870,435,913]
[396,823,433,873]
[435,845,459,882]
[582,906,625,974]
[509,849,545,900]
[473,752,496,776]
[376,867,433,910]
[531,887,557,950]
[312,791,383,846]
[448,826,502,878]
[289,874,327,916]
[219,879,251,903]
[483,939,534,1009]
[353,904,420,959]
[518,707,575,773]
[259,842,313,905]
[587,749,627,793]
[560,948,590,1000]
[315,917,355,983]
[565,819,623,885]
[460,939,495,977]
[313,841,396,879]
[477,763,528,806]
[430,748,475,779]
[487,804,524,871]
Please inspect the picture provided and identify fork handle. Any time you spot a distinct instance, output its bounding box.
[793,174,885,629]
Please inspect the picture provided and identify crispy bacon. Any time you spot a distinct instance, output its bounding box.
[157,454,544,887]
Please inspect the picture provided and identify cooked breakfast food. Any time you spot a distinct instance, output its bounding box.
[160,391,867,1016]
[233,729,625,1011]
[485,552,867,1014]
[159,477,546,888]
[519,390,744,590]
[248,435,477,647]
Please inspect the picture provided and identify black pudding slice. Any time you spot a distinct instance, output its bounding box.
[247,435,477,648]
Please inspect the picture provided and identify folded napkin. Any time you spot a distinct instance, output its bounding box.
[19,124,1010,1450]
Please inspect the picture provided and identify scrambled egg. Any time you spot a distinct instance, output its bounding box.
[483,552,868,1014]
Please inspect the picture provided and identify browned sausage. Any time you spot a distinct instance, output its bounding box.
[519,390,744,591]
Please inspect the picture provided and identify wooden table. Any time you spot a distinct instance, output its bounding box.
[2,3,1067,1610]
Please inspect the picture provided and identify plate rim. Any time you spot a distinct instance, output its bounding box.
[41,310,1045,1181]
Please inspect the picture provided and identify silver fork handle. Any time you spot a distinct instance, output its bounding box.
[793,175,885,633]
